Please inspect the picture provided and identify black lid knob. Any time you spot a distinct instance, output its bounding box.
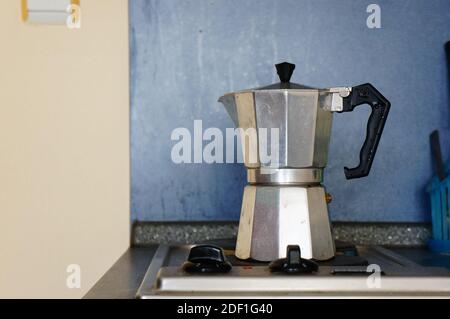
[275,62,296,83]
[269,245,319,274]
[183,245,232,273]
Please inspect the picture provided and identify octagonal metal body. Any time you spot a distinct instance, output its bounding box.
[235,185,335,261]
[219,89,334,169]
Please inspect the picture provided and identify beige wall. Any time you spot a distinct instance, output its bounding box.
[0,1,130,298]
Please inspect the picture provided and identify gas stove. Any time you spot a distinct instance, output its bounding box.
[136,240,450,298]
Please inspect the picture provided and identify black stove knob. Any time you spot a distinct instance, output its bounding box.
[182,244,232,274]
[269,245,318,274]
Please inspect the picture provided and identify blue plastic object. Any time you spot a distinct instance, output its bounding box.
[427,161,450,253]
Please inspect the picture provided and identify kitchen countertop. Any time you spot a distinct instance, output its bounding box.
[84,247,157,299]
[84,244,450,299]
[132,221,432,246]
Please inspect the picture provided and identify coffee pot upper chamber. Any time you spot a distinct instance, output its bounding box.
[218,62,390,179]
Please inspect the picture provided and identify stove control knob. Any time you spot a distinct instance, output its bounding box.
[269,245,319,274]
[182,244,232,273]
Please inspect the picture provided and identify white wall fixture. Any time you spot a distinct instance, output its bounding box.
[21,0,80,26]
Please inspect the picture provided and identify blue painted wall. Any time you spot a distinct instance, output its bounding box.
[130,0,450,222]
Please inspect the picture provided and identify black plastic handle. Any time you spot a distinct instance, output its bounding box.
[341,83,390,179]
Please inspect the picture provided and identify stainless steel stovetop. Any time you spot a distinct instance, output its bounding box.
[137,242,450,298]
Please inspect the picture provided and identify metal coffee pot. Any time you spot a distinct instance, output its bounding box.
[219,62,390,261]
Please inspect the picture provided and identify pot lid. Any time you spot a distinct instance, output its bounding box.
[256,62,315,90]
